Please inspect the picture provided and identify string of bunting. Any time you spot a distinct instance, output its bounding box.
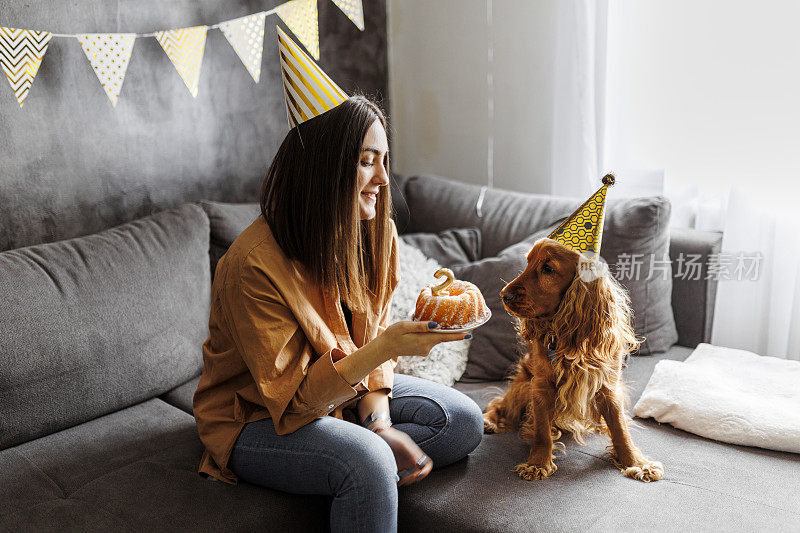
[0,0,364,107]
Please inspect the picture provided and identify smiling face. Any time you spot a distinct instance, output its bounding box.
[500,238,580,320]
[357,119,390,220]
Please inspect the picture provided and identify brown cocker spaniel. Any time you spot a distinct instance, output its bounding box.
[483,238,664,482]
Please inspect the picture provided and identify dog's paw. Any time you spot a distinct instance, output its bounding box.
[623,460,664,482]
[483,413,507,434]
[513,461,557,481]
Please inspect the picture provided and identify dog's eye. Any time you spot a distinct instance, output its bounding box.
[541,264,554,274]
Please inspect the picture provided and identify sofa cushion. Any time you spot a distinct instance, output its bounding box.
[404,175,580,257]
[400,227,482,267]
[159,376,201,415]
[426,344,799,532]
[397,419,800,532]
[0,399,329,531]
[405,175,677,363]
[199,201,261,281]
[0,203,210,449]
[451,225,554,381]
[24,346,798,532]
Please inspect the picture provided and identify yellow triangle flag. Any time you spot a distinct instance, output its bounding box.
[276,0,320,60]
[548,174,615,257]
[155,25,207,98]
[331,0,365,31]
[219,13,267,83]
[277,25,347,129]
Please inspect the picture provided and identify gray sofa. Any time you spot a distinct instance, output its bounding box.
[2,174,798,532]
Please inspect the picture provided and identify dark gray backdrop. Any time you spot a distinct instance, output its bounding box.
[0,0,388,251]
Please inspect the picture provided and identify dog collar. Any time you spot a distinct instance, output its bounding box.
[545,335,562,363]
[546,347,563,364]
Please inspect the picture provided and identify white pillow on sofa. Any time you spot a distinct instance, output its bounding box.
[391,239,472,386]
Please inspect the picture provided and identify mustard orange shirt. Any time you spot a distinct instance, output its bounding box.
[193,215,400,484]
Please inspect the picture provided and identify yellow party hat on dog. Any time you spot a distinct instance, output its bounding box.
[276,26,348,129]
[548,174,615,257]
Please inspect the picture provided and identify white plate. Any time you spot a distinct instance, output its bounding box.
[412,307,492,333]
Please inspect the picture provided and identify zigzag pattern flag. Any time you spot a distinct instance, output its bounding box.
[0,27,52,107]
[331,0,365,31]
[155,25,207,97]
[275,0,320,60]
[76,33,136,107]
[219,12,266,83]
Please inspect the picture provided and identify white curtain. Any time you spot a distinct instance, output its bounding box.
[712,191,800,359]
[550,0,607,198]
[555,0,800,360]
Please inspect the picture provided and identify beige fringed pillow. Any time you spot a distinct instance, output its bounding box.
[391,239,472,386]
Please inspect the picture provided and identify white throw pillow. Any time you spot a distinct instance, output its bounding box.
[390,239,472,386]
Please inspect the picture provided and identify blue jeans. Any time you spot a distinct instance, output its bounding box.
[227,373,484,533]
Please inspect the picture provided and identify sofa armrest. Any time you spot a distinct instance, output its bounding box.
[669,227,723,348]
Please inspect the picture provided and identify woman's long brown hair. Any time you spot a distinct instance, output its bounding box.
[259,95,393,312]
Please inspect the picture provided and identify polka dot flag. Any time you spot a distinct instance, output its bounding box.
[548,174,615,257]
[331,0,365,31]
[275,0,319,60]
[219,12,267,83]
[76,33,136,107]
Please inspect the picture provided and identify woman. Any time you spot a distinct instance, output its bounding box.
[193,95,484,532]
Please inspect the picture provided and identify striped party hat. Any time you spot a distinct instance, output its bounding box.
[548,174,615,257]
[276,25,347,129]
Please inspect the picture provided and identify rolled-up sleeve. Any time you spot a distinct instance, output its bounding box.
[222,267,358,434]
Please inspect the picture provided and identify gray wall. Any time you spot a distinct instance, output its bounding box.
[0,0,388,251]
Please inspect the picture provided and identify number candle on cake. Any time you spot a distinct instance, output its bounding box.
[413,268,490,329]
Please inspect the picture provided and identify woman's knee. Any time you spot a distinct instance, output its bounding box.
[446,392,485,456]
[335,429,398,494]
[416,388,484,468]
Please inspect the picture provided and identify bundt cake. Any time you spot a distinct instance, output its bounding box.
[413,267,490,328]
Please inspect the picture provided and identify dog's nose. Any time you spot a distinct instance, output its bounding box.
[501,289,517,303]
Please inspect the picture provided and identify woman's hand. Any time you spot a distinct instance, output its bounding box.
[373,425,433,486]
[334,321,470,386]
[378,320,470,359]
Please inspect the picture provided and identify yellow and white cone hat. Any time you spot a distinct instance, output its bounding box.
[276,25,347,129]
[548,174,615,257]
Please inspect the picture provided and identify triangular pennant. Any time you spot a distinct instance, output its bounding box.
[277,26,347,129]
[331,0,365,31]
[0,27,52,108]
[275,0,320,60]
[155,25,207,97]
[219,12,267,83]
[548,174,615,257]
[76,33,136,107]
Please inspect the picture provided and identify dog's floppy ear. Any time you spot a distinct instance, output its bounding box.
[551,264,641,361]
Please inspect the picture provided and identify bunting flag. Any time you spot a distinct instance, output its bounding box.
[219,12,266,83]
[275,0,320,60]
[277,26,347,129]
[0,27,52,107]
[155,25,207,97]
[76,33,135,107]
[331,0,365,31]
